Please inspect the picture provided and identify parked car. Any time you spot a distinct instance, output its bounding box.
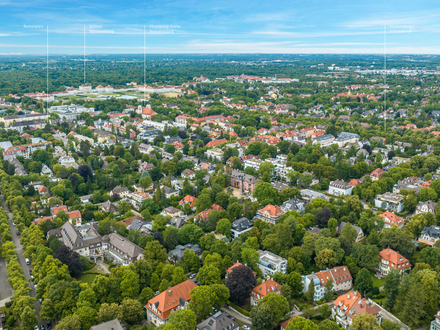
[40,325,45,330]
[16,231,20,236]
[47,322,52,330]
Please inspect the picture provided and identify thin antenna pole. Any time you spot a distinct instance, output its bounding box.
[144,25,146,106]
[384,25,387,132]
[47,25,49,114]
[84,25,86,84]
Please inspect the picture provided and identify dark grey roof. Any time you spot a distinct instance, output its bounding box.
[420,225,440,238]
[91,319,124,330]
[196,312,239,330]
[231,218,253,232]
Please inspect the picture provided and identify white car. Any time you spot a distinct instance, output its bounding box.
[243,326,250,330]
[34,283,37,289]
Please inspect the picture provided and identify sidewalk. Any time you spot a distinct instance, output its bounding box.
[0,296,12,307]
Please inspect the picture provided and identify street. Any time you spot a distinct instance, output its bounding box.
[1,195,44,327]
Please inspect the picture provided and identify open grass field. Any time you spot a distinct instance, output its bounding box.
[163,92,181,98]
[78,273,98,284]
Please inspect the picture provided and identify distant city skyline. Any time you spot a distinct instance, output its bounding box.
[1,0,440,54]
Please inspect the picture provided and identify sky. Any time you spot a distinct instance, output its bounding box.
[1,0,440,55]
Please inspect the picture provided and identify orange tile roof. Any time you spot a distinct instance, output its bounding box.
[51,205,68,215]
[211,204,225,211]
[259,204,284,217]
[379,248,411,270]
[205,139,228,147]
[251,279,280,300]
[370,168,384,178]
[348,179,361,187]
[379,212,404,226]
[146,280,197,320]
[142,108,157,116]
[333,291,381,320]
[68,210,81,219]
[280,317,296,329]
[179,195,197,208]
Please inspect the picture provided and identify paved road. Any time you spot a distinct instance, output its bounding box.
[1,195,45,327]
[0,195,14,305]
[221,306,252,326]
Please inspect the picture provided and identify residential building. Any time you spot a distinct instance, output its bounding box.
[161,206,182,218]
[418,225,440,246]
[254,204,284,224]
[250,279,281,306]
[231,217,254,239]
[162,186,179,198]
[90,319,124,330]
[337,222,364,242]
[430,311,440,330]
[146,280,198,327]
[328,179,353,196]
[374,192,404,212]
[334,132,360,147]
[332,292,382,330]
[370,168,385,181]
[205,148,224,161]
[182,168,196,179]
[280,198,306,214]
[196,312,239,330]
[0,113,49,127]
[47,221,144,265]
[257,250,287,277]
[58,155,79,169]
[179,195,197,211]
[168,244,202,262]
[312,134,335,147]
[393,176,429,194]
[302,266,352,301]
[300,189,329,202]
[110,185,130,198]
[379,212,404,229]
[280,317,296,330]
[415,200,436,215]
[129,192,152,209]
[101,201,118,213]
[379,248,411,275]
[229,169,258,194]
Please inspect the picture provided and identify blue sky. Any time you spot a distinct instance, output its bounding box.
[1,0,440,54]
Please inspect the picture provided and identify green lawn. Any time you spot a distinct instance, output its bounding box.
[370,270,384,287]
[78,273,98,284]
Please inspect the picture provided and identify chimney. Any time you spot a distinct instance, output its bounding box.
[168,290,172,296]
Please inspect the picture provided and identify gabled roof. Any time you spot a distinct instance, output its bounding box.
[259,204,284,217]
[146,280,198,320]
[379,248,411,269]
[379,212,404,226]
[251,279,280,299]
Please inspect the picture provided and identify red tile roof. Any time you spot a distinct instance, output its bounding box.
[379,212,404,227]
[146,280,197,320]
[251,279,280,300]
[379,248,411,270]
